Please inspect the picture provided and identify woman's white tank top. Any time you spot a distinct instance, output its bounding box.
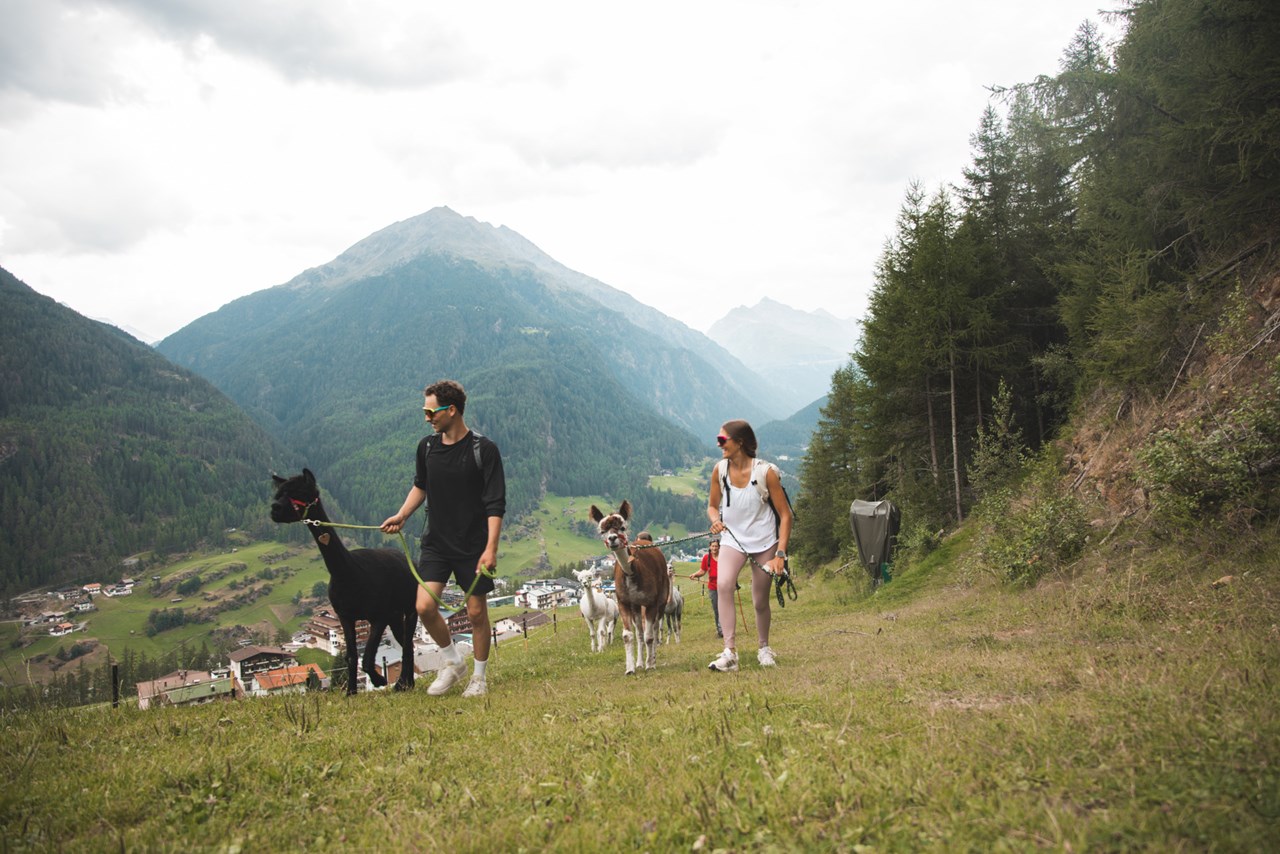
[720,461,778,554]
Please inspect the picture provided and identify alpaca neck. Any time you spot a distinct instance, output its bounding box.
[302,501,353,569]
[610,544,633,576]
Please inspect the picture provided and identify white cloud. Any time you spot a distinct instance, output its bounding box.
[0,0,1118,339]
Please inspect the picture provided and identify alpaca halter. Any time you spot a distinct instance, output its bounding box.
[290,497,319,519]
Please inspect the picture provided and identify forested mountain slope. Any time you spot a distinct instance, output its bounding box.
[211,205,775,433]
[757,394,825,472]
[796,0,1280,568]
[0,269,298,593]
[158,251,711,529]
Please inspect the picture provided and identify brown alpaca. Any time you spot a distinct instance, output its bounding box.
[589,501,670,675]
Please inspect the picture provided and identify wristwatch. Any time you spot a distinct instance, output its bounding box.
[774,550,787,561]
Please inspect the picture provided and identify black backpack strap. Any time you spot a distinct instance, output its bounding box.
[718,459,731,508]
[422,434,438,514]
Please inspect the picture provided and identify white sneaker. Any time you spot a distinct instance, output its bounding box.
[427,660,467,695]
[757,646,777,667]
[708,648,739,672]
[461,677,487,698]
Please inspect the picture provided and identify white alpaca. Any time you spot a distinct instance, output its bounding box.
[662,563,684,644]
[574,568,619,652]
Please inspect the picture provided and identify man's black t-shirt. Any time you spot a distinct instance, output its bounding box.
[413,431,506,559]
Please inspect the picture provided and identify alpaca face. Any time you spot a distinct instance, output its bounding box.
[269,470,319,523]
[597,514,627,550]
[588,500,633,551]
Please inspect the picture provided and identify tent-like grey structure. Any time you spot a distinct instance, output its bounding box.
[849,499,901,583]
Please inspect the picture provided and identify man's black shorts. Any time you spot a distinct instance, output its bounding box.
[419,554,495,597]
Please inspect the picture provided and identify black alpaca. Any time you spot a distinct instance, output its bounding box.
[270,469,418,695]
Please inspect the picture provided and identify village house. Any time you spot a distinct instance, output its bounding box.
[160,676,236,708]
[48,622,74,637]
[493,610,554,636]
[33,609,67,625]
[82,583,101,596]
[300,611,343,654]
[137,670,218,709]
[249,663,328,697]
[227,645,297,691]
[298,609,377,656]
[445,609,472,637]
[376,658,419,688]
[514,580,574,610]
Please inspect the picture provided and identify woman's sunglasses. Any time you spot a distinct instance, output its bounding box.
[716,434,730,446]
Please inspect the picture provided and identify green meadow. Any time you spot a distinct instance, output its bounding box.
[2,529,1277,851]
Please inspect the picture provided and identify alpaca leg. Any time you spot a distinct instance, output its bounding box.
[363,621,389,688]
[341,622,360,695]
[620,609,637,675]
[643,609,659,670]
[391,612,415,690]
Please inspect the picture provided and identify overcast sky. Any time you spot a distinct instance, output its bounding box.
[0,0,1118,342]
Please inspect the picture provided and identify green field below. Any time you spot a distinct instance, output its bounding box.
[3,530,1277,850]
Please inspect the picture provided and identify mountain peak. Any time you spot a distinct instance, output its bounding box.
[707,299,860,406]
[281,206,555,292]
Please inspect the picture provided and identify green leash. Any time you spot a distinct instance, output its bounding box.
[302,518,495,609]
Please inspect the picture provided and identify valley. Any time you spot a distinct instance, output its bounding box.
[0,473,717,695]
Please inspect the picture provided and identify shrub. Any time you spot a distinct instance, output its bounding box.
[175,575,203,596]
[968,455,1087,585]
[1137,357,1280,529]
[967,379,1027,503]
[894,521,941,570]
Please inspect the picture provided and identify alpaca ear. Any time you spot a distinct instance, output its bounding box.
[271,473,285,485]
[303,468,316,484]
[588,505,604,523]
[619,500,632,520]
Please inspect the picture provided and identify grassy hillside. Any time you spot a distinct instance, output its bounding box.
[2,527,1276,850]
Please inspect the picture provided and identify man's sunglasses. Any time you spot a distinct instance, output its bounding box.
[716,434,730,446]
[423,405,451,418]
